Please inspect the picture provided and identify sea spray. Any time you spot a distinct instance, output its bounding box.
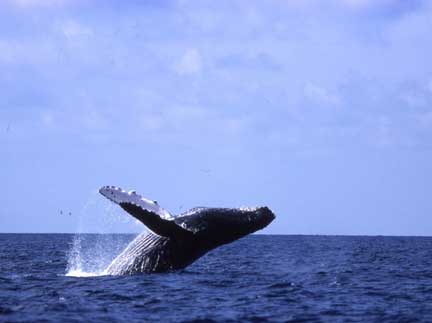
[65,189,141,277]
[65,234,97,277]
[66,234,133,276]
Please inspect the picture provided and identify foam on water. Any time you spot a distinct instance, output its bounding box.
[65,269,102,278]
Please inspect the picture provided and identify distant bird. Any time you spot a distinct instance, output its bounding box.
[200,168,211,174]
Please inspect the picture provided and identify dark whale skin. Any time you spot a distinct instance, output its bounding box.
[104,204,275,275]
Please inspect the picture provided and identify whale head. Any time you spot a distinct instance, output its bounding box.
[179,206,276,247]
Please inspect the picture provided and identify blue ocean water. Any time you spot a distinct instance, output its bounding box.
[1,234,432,323]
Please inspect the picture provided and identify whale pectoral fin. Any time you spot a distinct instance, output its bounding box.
[99,186,173,219]
[99,186,192,239]
[99,186,193,238]
[119,202,192,239]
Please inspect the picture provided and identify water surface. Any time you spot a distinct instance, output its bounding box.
[1,234,432,322]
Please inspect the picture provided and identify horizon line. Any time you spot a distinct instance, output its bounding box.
[0,232,431,238]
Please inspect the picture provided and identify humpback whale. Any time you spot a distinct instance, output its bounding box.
[99,186,275,275]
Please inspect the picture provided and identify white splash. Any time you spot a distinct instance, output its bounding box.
[65,234,110,277]
[65,269,101,278]
[65,189,140,277]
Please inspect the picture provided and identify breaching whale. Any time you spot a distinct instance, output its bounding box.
[99,186,275,275]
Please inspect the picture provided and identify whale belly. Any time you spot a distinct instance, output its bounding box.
[105,233,205,275]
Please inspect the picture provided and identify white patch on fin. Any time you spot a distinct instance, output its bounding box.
[99,186,173,220]
[239,206,259,212]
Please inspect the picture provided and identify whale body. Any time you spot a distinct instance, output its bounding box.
[99,186,275,275]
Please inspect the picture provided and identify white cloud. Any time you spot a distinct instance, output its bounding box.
[400,93,426,108]
[417,112,432,129]
[7,0,71,8]
[340,0,377,9]
[303,83,342,106]
[61,20,93,38]
[338,0,401,11]
[41,111,55,127]
[80,110,108,130]
[223,116,251,135]
[427,79,432,94]
[375,116,393,147]
[0,38,62,66]
[0,40,16,64]
[140,114,164,131]
[174,49,202,75]
[1,0,431,150]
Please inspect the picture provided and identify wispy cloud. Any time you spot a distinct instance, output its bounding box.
[174,49,202,75]
[60,20,93,38]
[0,0,431,150]
[303,83,342,107]
[5,0,73,9]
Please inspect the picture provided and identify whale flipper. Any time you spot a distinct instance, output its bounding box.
[99,186,193,239]
[119,202,192,239]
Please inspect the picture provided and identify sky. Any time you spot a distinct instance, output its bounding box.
[1,0,432,235]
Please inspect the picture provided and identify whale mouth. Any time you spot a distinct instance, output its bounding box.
[99,186,173,220]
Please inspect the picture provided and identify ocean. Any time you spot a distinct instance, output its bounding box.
[0,234,432,322]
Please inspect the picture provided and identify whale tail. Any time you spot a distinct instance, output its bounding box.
[99,186,193,240]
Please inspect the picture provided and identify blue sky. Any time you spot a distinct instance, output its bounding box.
[1,0,432,235]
